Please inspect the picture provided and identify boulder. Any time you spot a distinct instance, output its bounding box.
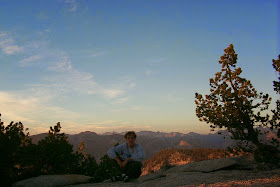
[162,157,240,175]
[68,182,137,186]
[13,174,93,187]
[165,171,202,180]
[138,169,280,187]
[135,172,162,183]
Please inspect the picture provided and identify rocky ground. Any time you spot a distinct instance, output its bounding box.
[14,157,280,187]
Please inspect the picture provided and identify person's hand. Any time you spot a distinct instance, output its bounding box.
[117,160,127,168]
[117,160,123,167]
[122,157,132,167]
[114,157,124,167]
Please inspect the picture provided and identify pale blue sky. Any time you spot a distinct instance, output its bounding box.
[0,0,279,135]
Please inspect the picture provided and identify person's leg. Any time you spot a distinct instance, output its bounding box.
[95,156,124,182]
[125,161,143,179]
[109,159,125,181]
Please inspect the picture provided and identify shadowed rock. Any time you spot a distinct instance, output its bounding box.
[13,174,93,187]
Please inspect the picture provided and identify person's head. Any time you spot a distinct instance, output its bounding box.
[124,131,137,148]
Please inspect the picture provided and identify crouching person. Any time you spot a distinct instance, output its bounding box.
[107,131,144,182]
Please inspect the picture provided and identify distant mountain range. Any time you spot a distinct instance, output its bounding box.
[31,130,236,162]
[31,129,279,162]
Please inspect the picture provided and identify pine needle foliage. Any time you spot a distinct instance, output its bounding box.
[195,44,279,164]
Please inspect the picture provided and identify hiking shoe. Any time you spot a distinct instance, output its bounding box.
[123,175,130,182]
[110,176,116,182]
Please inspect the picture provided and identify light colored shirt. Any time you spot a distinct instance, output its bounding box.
[107,143,145,162]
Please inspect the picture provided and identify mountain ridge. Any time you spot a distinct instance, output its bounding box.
[31,130,235,162]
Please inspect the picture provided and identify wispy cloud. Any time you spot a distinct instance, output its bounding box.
[1,32,134,102]
[0,91,82,134]
[113,97,129,104]
[0,88,146,135]
[47,56,72,72]
[102,89,125,99]
[0,31,137,133]
[145,70,153,76]
[65,0,78,12]
[89,51,105,57]
[0,34,73,72]
[148,57,167,65]
[131,106,142,111]
[36,11,49,20]
[0,32,23,55]
[0,89,147,134]
[35,68,97,96]
[2,45,23,55]
[19,55,42,66]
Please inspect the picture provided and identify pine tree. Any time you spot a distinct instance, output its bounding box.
[37,122,75,174]
[270,55,280,144]
[195,44,279,164]
[75,140,98,177]
[0,114,31,185]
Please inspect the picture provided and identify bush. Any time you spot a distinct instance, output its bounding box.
[0,114,32,185]
[0,115,98,185]
[35,122,77,174]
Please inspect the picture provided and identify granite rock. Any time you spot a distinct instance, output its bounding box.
[13,174,93,187]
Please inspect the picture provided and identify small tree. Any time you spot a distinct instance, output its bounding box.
[37,122,76,174]
[0,116,99,184]
[74,141,98,176]
[195,44,279,164]
[93,143,121,182]
[0,114,32,185]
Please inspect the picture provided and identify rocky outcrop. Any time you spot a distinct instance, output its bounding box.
[137,169,280,187]
[13,157,280,187]
[161,157,241,175]
[13,174,93,187]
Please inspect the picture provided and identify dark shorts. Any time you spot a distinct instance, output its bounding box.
[108,159,143,181]
[123,160,143,178]
[94,156,143,182]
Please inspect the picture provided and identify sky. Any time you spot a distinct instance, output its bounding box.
[0,0,279,135]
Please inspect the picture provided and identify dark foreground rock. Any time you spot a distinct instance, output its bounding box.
[13,174,93,187]
[13,157,280,187]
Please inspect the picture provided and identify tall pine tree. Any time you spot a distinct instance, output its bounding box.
[195,44,279,164]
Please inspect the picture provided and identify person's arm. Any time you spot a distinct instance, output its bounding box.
[107,144,123,160]
[131,144,145,162]
[122,157,132,167]
[114,157,124,167]
[107,144,127,167]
